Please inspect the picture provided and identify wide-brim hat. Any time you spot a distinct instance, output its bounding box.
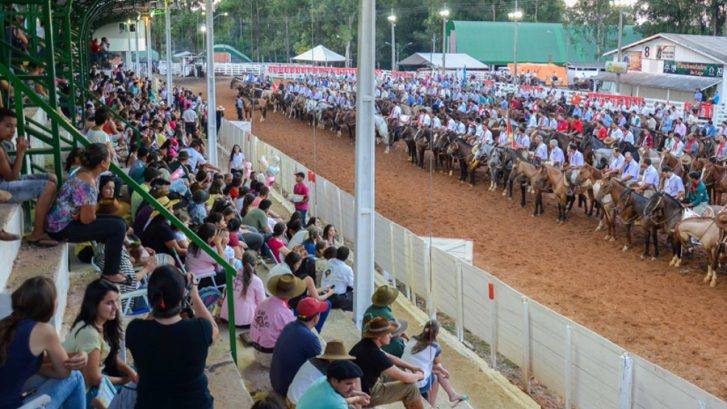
[267,273,306,299]
[362,317,401,338]
[680,154,693,166]
[318,340,355,361]
[97,198,122,215]
[371,285,399,307]
[150,196,181,219]
[391,319,408,337]
[603,137,616,146]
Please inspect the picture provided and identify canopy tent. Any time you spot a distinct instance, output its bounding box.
[292,45,346,63]
[398,52,488,70]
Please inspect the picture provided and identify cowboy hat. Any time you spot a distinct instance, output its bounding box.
[317,340,355,361]
[362,317,400,338]
[96,198,122,215]
[217,105,225,111]
[371,285,399,307]
[149,195,181,219]
[391,319,409,337]
[267,273,306,299]
[680,154,693,166]
[603,137,616,146]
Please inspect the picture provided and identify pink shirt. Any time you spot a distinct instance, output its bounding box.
[250,296,294,349]
[185,249,217,277]
[293,183,309,211]
[220,274,266,326]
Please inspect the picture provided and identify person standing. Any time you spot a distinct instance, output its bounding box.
[291,171,310,223]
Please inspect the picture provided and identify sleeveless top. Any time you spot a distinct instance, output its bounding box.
[0,320,42,409]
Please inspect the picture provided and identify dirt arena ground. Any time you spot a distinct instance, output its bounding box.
[181,77,727,399]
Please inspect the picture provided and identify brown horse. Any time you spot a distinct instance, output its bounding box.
[542,165,570,223]
[701,161,727,204]
[615,187,659,257]
[671,217,723,287]
[508,158,545,215]
[594,178,630,241]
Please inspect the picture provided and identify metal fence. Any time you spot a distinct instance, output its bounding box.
[218,119,726,409]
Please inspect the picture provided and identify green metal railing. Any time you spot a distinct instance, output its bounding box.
[0,40,237,363]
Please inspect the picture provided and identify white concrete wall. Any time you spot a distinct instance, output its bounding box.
[93,21,147,53]
[618,38,719,74]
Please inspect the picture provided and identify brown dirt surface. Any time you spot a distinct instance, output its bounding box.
[181,77,727,400]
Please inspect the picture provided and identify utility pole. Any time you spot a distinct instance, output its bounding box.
[205,0,218,166]
[165,0,173,106]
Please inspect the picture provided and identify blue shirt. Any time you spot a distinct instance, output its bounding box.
[568,150,584,167]
[602,114,613,127]
[620,160,639,180]
[641,165,659,188]
[549,146,564,165]
[663,174,685,198]
[297,377,348,409]
[270,320,322,397]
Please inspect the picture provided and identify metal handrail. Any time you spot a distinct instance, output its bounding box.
[0,63,239,363]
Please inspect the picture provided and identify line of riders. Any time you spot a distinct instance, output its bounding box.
[230,72,727,288]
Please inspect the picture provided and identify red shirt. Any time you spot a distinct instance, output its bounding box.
[557,120,569,132]
[293,182,309,211]
[598,127,608,141]
[571,120,583,134]
[267,237,286,263]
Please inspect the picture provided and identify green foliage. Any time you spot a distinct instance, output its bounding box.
[634,0,726,37]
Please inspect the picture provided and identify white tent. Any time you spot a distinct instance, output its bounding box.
[292,45,346,63]
[398,52,488,70]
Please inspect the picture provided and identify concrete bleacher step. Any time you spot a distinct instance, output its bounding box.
[0,204,70,331]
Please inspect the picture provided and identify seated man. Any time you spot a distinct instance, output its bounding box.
[661,166,685,201]
[270,297,329,398]
[287,340,356,405]
[0,108,57,244]
[634,158,659,198]
[297,360,370,409]
[321,246,354,311]
[250,273,306,367]
[363,285,408,357]
[350,317,425,409]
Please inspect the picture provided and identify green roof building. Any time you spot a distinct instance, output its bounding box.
[446,21,641,65]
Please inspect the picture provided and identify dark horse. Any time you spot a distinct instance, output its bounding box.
[643,191,684,261]
[616,188,658,257]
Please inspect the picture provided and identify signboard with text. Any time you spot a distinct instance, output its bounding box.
[656,45,675,60]
[663,60,724,78]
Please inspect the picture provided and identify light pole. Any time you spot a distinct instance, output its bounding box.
[135,16,140,73]
[204,0,218,166]
[611,0,630,94]
[507,9,523,81]
[387,11,396,72]
[144,14,152,78]
[439,7,450,76]
[164,0,173,106]
[126,19,132,68]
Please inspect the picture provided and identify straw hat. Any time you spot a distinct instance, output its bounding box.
[97,198,121,215]
[371,285,399,307]
[317,340,355,361]
[680,154,693,166]
[149,195,181,219]
[362,317,400,338]
[267,273,306,299]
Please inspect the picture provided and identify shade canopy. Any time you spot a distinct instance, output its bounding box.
[292,45,346,63]
[398,52,488,70]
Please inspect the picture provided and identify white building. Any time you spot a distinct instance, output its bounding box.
[599,33,726,104]
[93,21,148,53]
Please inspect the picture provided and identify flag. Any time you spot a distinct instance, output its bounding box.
[507,110,515,148]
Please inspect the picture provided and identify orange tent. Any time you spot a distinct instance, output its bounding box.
[506,63,568,86]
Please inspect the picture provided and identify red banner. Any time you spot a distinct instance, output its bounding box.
[699,103,714,119]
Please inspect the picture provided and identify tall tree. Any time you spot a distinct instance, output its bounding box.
[566,0,619,61]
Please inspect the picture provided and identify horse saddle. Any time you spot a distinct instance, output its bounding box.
[471,144,480,155]
[400,115,411,124]
[716,208,727,231]
[682,208,699,220]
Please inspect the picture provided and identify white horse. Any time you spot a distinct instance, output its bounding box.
[374,114,390,152]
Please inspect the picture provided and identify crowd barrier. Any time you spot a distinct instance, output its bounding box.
[218,119,727,409]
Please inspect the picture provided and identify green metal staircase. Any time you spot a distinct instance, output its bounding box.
[0,0,239,362]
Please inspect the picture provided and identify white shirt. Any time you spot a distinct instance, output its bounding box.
[609,154,624,171]
[287,361,326,404]
[185,148,206,172]
[182,108,197,123]
[620,159,639,180]
[641,165,660,189]
[663,174,685,198]
[86,128,110,144]
[288,230,308,250]
[321,259,354,295]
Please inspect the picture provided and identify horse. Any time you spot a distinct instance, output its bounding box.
[373,114,390,152]
[595,178,631,241]
[414,128,434,168]
[573,164,603,217]
[701,161,727,205]
[541,165,570,223]
[616,188,658,257]
[671,217,723,287]
[508,157,545,215]
[432,131,454,173]
[447,138,475,185]
[486,147,512,192]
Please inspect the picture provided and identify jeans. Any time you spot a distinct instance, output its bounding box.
[48,215,126,276]
[295,209,307,225]
[240,232,263,252]
[22,371,86,409]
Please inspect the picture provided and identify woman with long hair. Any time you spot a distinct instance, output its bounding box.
[322,224,342,247]
[64,280,138,408]
[185,222,227,288]
[401,320,467,407]
[0,277,87,409]
[229,144,244,173]
[219,251,266,328]
[46,143,128,284]
[126,265,219,409]
[267,222,290,264]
